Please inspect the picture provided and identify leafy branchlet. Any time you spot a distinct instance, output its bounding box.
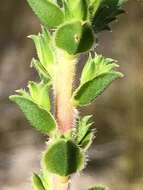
[9,0,127,190]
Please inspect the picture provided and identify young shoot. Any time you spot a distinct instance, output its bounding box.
[9,0,128,190]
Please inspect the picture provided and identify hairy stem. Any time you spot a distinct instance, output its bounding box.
[53,176,70,190]
[54,49,77,134]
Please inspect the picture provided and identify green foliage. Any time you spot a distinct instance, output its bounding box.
[32,172,52,190]
[64,0,89,21]
[9,95,56,134]
[89,0,102,17]
[80,130,94,150]
[73,55,123,106]
[73,72,122,106]
[29,27,54,77]
[28,81,51,111]
[31,58,51,82]
[80,55,119,84]
[32,173,46,190]
[27,0,64,28]
[55,21,94,55]
[76,115,94,150]
[42,138,84,176]
[39,171,52,190]
[91,0,126,32]
[9,0,128,189]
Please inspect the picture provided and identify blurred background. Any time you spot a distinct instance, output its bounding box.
[0,1,143,190]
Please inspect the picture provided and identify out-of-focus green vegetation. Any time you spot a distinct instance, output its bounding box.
[0,1,143,190]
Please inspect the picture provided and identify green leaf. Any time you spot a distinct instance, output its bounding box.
[31,58,51,82]
[92,0,126,32]
[28,81,51,111]
[27,0,64,28]
[89,0,101,17]
[73,55,123,106]
[88,187,105,190]
[77,115,93,143]
[80,55,119,85]
[39,171,52,190]
[15,89,31,100]
[77,116,94,150]
[29,27,54,76]
[55,21,94,55]
[9,96,56,134]
[73,72,122,106]
[64,0,89,21]
[32,173,46,190]
[79,131,94,150]
[42,139,84,176]
[77,23,95,54]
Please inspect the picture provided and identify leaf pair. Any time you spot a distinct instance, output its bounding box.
[27,0,90,28]
[27,0,95,55]
[30,21,94,57]
[73,55,123,106]
[27,0,127,49]
[9,82,56,135]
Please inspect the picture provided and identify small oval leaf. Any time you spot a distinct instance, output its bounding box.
[42,139,84,176]
[27,0,64,28]
[73,72,122,106]
[9,95,56,134]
